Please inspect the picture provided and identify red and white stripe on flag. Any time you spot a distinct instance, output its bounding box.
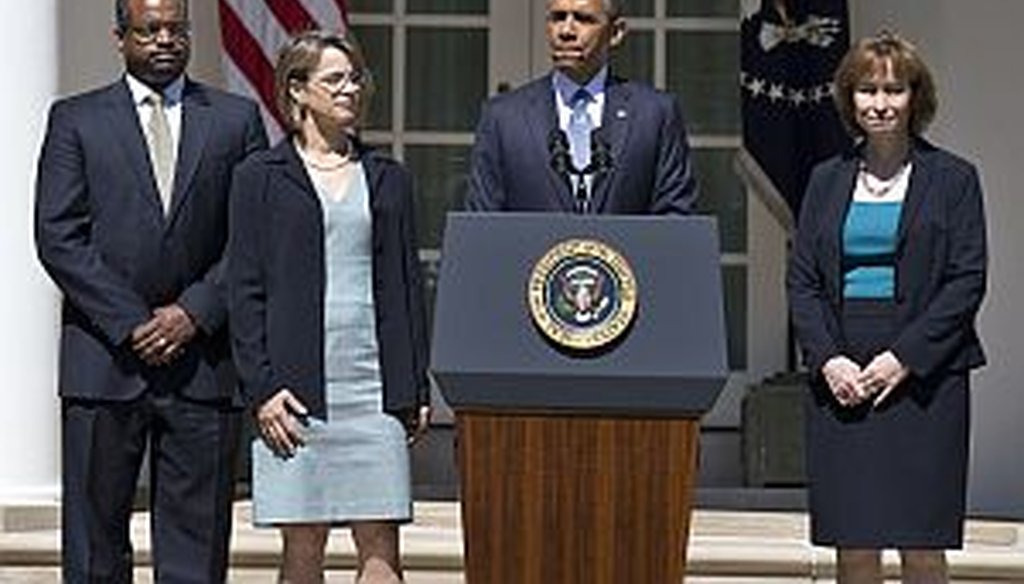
[219,0,349,141]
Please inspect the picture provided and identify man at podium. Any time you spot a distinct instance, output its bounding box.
[465,0,698,215]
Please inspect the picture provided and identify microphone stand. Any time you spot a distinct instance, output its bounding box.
[548,128,574,197]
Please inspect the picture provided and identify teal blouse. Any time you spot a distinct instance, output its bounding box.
[842,201,903,299]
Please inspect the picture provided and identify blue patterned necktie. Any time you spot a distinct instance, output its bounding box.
[567,88,593,171]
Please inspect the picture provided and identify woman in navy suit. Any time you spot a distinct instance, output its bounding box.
[228,31,430,583]
[788,32,987,583]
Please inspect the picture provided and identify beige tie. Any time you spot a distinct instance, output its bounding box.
[145,92,175,213]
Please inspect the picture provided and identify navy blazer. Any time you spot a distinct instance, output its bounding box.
[227,140,430,422]
[465,74,697,214]
[788,139,987,380]
[35,78,267,402]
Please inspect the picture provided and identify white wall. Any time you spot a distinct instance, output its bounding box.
[854,1,1024,518]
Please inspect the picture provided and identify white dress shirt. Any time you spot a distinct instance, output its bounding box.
[551,68,608,207]
[125,73,184,153]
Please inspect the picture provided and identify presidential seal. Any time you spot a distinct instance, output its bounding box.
[527,239,638,351]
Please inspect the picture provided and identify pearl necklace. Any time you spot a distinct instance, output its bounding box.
[858,161,910,198]
[303,156,352,171]
[296,141,354,172]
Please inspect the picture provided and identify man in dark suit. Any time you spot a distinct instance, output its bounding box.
[466,0,697,214]
[34,0,266,581]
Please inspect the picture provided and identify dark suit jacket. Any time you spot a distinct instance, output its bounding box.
[787,139,987,381]
[35,78,267,402]
[227,140,430,422]
[465,74,697,214]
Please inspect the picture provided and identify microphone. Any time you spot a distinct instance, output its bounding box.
[548,128,578,207]
[588,128,613,175]
[549,127,613,214]
[548,128,573,188]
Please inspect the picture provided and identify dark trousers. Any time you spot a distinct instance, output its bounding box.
[61,392,241,583]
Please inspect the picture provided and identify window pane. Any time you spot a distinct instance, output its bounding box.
[406,29,488,132]
[666,32,740,134]
[403,145,470,250]
[694,149,746,253]
[667,0,738,17]
[610,30,653,85]
[408,0,487,15]
[621,0,654,17]
[347,0,392,13]
[351,26,392,131]
[723,265,747,370]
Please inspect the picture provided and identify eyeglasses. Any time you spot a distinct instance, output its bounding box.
[125,20,191,44]
[310,69,365,91]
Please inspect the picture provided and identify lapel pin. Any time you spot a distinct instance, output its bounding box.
[616,109,627,120]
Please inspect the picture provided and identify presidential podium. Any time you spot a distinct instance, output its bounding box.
[430,212,728,583]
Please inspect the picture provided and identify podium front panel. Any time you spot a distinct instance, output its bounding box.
[431,212,728,415]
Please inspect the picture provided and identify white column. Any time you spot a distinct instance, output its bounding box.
[0,0,60,506]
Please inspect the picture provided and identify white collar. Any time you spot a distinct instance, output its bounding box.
[552,66,608,104]
[125,73,185,106]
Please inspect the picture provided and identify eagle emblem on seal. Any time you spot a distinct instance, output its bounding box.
[528,239,637,351]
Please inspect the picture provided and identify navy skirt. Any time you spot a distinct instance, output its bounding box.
[806,300,969,548]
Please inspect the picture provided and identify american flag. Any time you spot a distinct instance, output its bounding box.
[219,0,350,141]
[739,0,849,228]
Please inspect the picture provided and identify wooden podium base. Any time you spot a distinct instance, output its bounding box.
[457,411,699,584]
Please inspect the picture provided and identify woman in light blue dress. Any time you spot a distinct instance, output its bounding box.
[228,30,431,583]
